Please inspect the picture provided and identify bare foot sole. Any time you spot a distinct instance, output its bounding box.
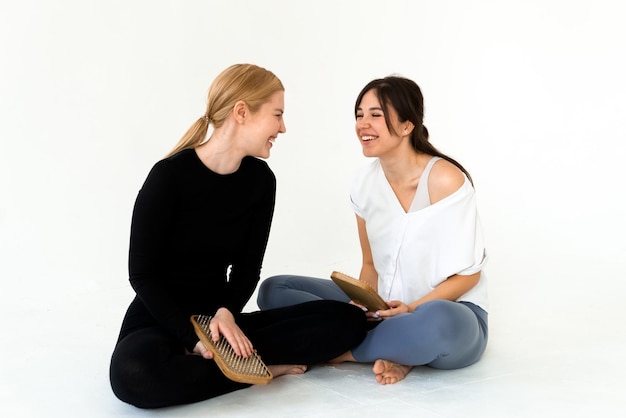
[268,364,307,377]
[372,359,412,385]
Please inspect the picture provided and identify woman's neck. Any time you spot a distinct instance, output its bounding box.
[379,150,429,184]
[194,130,245,174]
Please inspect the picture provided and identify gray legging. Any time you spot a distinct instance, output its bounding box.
[257,275,488,369]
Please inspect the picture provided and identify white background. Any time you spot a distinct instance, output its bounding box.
[1,1,625,416]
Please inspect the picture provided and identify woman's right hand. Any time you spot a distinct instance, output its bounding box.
[208,307,255,358]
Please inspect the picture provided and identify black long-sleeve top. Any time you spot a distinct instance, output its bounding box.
[120,149,276,351]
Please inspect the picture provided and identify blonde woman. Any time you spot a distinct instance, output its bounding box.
[109,64,367,408]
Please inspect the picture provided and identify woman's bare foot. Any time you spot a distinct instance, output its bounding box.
[372,359,412,385]
[268,364,307,377]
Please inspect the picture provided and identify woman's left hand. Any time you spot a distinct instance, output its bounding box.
[374,300,410,319]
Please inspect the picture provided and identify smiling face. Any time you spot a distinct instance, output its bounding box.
[245,90,286,159]
[355,90,406,159]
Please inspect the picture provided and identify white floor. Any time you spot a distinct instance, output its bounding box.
[1,254,625,418]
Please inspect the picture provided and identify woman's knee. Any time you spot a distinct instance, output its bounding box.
[321,301,368,345]
[109,329,172,408]
[257,275,289,309]
[303,300,368,351]
[410,301,468,345]
[259,275,290,291]
[345,304,369,344]
[416,300,463,325]
[415,301,484,369]
[109,349,153,408]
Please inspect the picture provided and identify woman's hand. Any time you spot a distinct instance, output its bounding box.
[192,340,214,359]
[348,300,382,322]
[375,300,410,319]
[209,307,254,358]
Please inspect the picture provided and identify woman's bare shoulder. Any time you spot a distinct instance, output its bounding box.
[428,158,465,203]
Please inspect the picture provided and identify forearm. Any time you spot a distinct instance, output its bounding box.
[229,192,274,311]
[407,271,481,312]
[359,263,378,292]
[356,215,378,291]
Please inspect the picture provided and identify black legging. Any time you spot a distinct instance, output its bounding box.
[109,300,367,408]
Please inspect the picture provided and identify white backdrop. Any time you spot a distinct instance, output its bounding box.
[1,0,625,363]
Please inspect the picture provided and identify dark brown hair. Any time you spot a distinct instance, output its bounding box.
[354,76,473,185]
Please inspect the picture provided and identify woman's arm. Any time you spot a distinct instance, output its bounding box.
[226,164,276,312]
[355,214,385,320]
[407,272,480,311]
[129,162,200,351]
[356,215,378,292]
[377,272,481,318]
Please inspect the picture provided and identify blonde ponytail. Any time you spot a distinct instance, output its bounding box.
[164,64,283,159]
[165,116,209,158]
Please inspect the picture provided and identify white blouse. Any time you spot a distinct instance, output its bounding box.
[350,158,488,311]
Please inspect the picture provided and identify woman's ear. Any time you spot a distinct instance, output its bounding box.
[233,100,248,124]
[403,121,415,136]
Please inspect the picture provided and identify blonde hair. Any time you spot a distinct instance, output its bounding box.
[166,64,284,158]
